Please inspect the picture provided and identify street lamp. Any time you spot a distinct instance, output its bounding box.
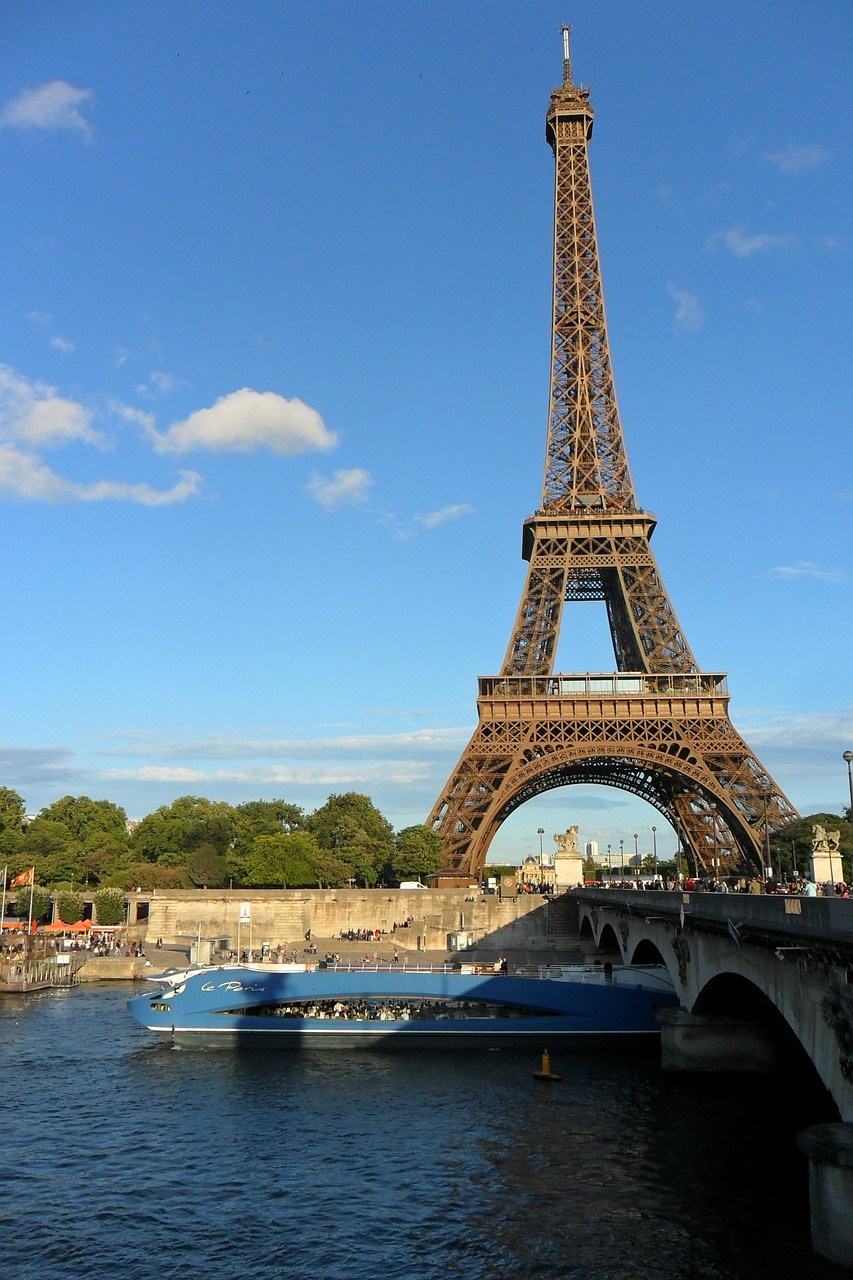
[844,751,853,822]
[619,838,624,882]
[607,843,612,881]
[652,825,658,881]
[760,789,773,880]
[633,832,639,878]
[537,827,544,866]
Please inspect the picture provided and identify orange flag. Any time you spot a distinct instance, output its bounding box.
[10,867,34,888]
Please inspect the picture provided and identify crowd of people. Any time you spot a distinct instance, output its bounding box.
[253,998,496,1022]
[594,874,849,896]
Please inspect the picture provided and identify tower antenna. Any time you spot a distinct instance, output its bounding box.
[561,24,572,87]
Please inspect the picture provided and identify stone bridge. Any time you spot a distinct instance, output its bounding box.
[574,887,853,1268]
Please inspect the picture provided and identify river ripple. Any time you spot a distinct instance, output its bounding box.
[0,983,825,1280]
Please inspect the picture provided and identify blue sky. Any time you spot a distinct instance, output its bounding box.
[1,0,850,865]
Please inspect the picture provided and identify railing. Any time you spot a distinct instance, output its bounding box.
[478,673,729,698]
[324,961,457,974]
[574,887,853,948]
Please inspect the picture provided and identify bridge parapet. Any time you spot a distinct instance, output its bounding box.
[574,887,853,955]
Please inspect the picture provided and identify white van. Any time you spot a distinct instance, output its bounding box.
[398,881,427,890]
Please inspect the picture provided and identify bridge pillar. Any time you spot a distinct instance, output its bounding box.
[798,1123,853,1268]
[658,1008,776,1074]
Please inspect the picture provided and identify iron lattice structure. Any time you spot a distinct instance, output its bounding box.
[429,33,797,877]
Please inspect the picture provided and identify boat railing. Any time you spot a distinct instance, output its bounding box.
[324,961,458,974]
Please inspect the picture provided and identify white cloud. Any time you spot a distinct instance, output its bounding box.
[0,445,202,505]
[736,708,852,751]
[765,142,829,173]
[0,81,94,141]
[103,726,468,761]
[150,387,337,455]
[0,365,102,447]
[105,761,430,787]
[667,284,706,333]
[766,560,846,583]
[49,336,74,354]
[709,226,795,257]
[307,467,373,510]
[414,503,475,528]
[136,369,182,397]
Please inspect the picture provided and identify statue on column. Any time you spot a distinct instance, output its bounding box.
[554,825,579,855]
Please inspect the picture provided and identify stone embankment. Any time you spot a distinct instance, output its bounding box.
[133,887,580,960]
[76,955,150,982]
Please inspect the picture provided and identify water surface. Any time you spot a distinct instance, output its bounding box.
[0,984,825,1279]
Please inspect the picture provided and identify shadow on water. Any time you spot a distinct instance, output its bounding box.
[0,983,839,1280]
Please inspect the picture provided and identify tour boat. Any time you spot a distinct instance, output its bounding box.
[128,961,679,1049]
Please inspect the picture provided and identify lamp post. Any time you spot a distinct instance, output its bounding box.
[844,751,853,822]
[633,832,639,880]
[760,789,773,880]
[652,825,658,881]
[619,838,624,883]
[537,827,544,867]
[607,843,612,881]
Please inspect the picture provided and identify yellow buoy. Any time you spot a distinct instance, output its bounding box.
[533,1048,562,1081]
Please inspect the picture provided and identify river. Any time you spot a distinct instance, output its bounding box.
[0,982,828,1279]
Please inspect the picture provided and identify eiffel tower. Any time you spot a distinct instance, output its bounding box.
[429,29,798,878]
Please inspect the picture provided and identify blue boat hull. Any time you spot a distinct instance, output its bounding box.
[129,965,679,1050]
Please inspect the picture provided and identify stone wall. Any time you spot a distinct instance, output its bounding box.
[77,955,149,982]
[138,888,579,954]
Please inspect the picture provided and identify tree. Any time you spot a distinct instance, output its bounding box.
[12,884,51,923]
[229,799,305,885]
[0,786,25,833]
[94,887,126,926]
[39,795,127,844]
[27,796,129,887]
[244,831,322,887]
[110,863,189,891]
[233,799,304,838]
[56,891,84,925]
[307,793,395,887]
[130,796,236,868]
[186,842,227,889]
[25,819,84,885]
[391,825,442,884]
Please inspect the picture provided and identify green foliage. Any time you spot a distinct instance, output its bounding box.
[130,796,236,867]
[94,887,126,926]
[25,795,130,888]
[56,891,85,924]
[307,793,395,887]
[12,884,51,923]
[39,795,127,842]
[0,786,25,833]
[186,842,228,888]
[0,787,406,894]
[484,865,517,881]
[229,799,305,886]
[111,863,190,891]
[244,831,322,887]
[391,825,442,883]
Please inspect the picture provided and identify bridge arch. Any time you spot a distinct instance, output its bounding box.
[595,922,623,960]
[631,938,667,967]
